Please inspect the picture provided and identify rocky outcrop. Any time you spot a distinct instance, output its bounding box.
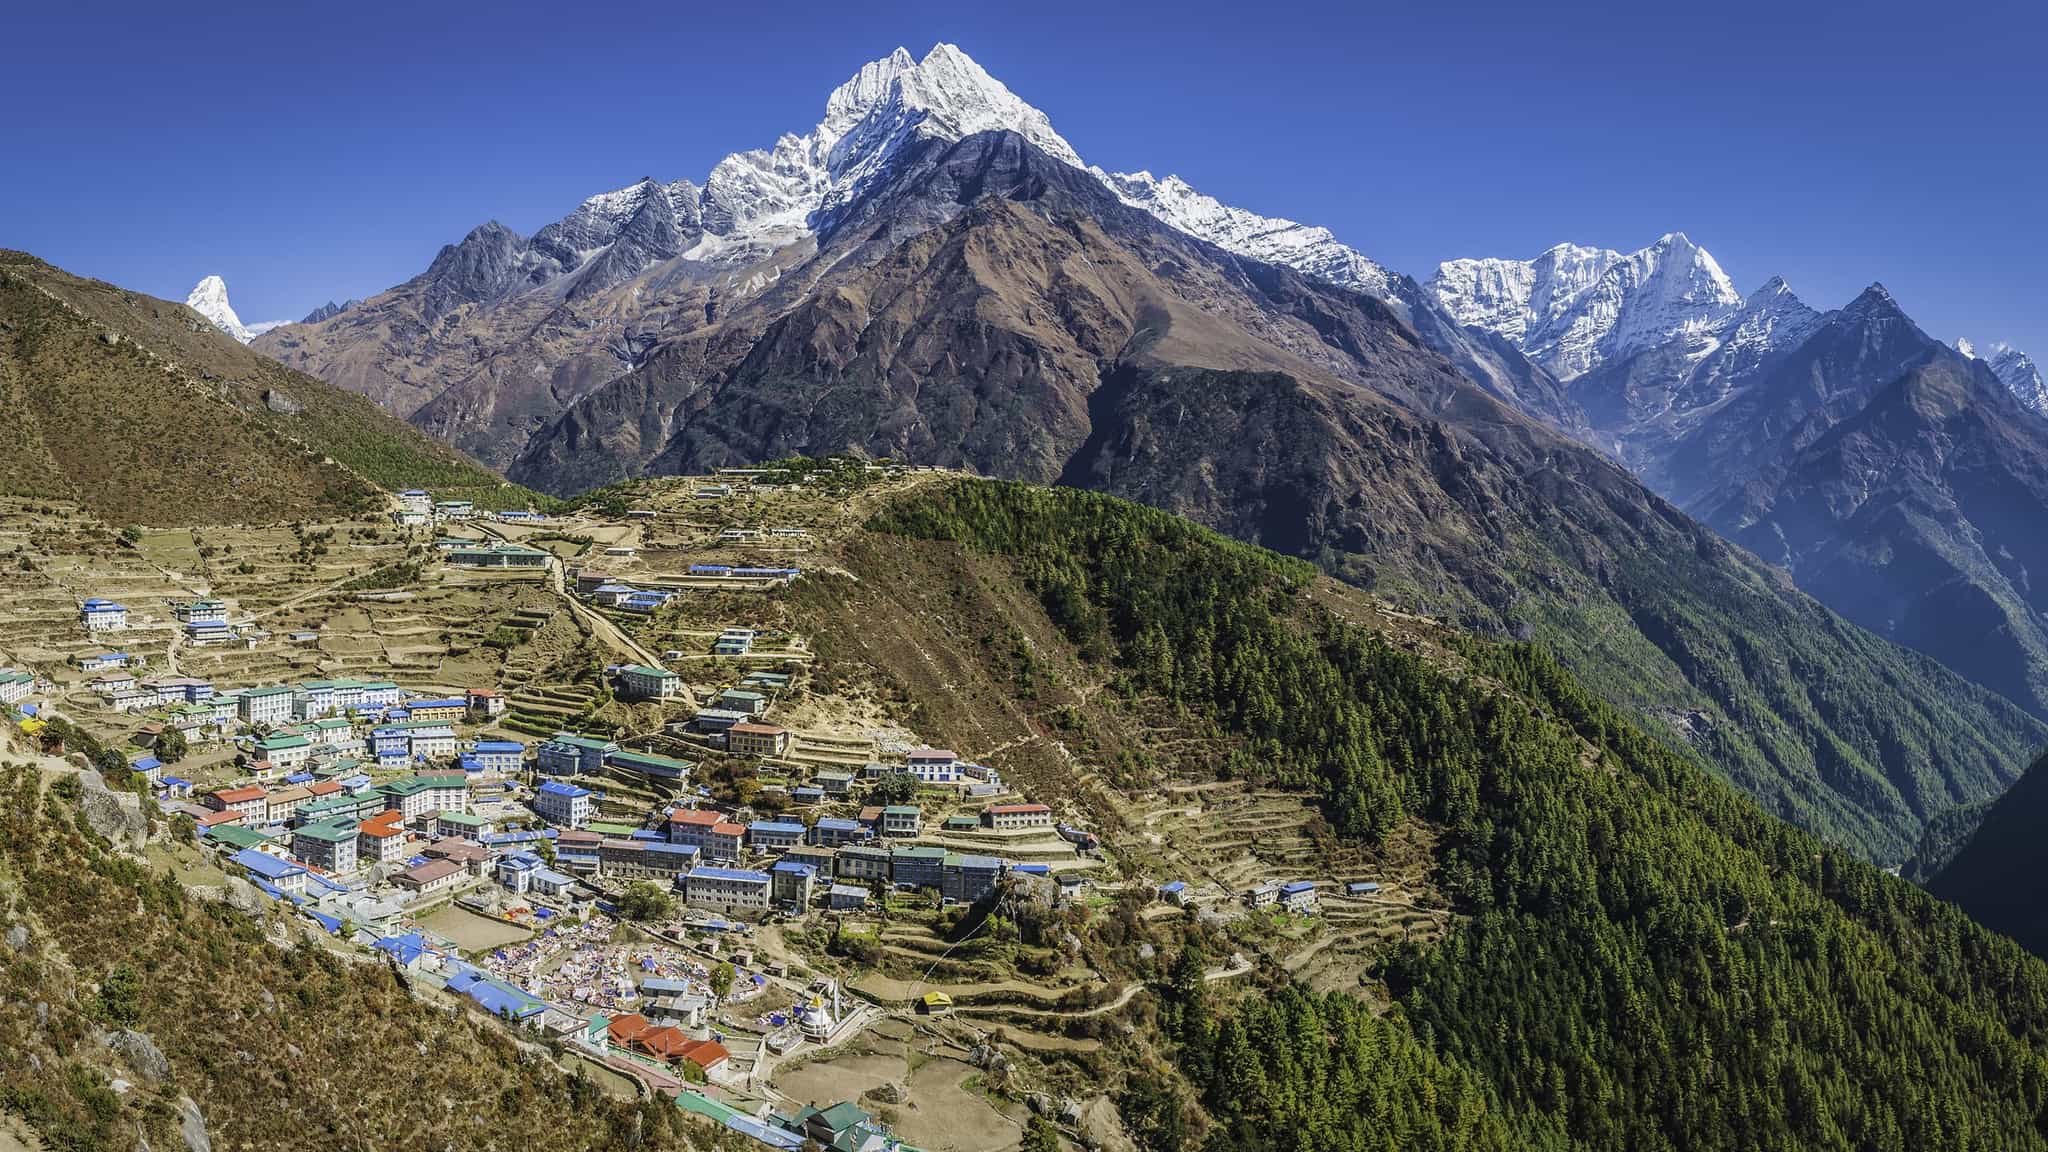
[102,1029,170,1084]
[77,769,146,850]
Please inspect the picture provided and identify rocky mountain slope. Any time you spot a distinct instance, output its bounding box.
[0,251,530,524]
[256,44,1576,469]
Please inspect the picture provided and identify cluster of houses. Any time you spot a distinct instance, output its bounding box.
[75,595,280,647]
[392,489,550,529]
[93,671,512,775]
[571,564,802,620]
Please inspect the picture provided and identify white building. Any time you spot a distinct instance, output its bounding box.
[532,781,593,828]
[80,599,128,631]
[906,747,959,784]
[238,685,295,726]
[683,866,772,911]
[618,664,683,701]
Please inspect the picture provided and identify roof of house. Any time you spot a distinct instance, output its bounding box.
[749,821,806,836]
[398,859,464,885]
[204,825,272,849]
[619,664,680,679]
[536,781,591,798]
[231,849,305,880]
[213,785,267,804]
[607,1013,652,1045]
[669,808,722,826]
[689,866,770,884]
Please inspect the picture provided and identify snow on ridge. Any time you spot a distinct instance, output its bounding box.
[1960,338,2048,415]
[1429,233,1743,380]
[1095,170,1394,298]
[497,42,1399,302]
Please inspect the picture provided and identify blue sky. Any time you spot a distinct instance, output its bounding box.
[7,0,2042,353]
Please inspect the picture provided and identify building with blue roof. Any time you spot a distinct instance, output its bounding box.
[1280,880,1318,911]
[80,598,129,631]
[747,821,806,852]
[771,859,818,905]
[229,848,308,894]
[683,865,771,911]
[809,817,867,847]
[468,739,525,774]
[461,974,546,1022]
[532,779,592,827]
[372,932,435,970]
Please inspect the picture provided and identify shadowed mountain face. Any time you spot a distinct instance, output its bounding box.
[1931,748,2048,957]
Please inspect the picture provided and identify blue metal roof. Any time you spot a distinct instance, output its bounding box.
[749,821,805,836]
[814,817,861,831]
[536,781,590,798]
[232,849,304,881]
[689,866,769,883]
[771,860,817,876]
[1281,880,1316,894]
[373,932,430,965]
[473,740,526,753]
[1159,880,1187,893]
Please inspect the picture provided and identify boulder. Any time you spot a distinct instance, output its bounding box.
[177,1096,211,1152]
[5,924,27,953]
[224,877,267,918]
[78,770,147,850]
[262,389,303,415]
[103,1028,170,1084]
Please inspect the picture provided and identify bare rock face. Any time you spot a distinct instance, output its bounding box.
[225,876,268,918]
[78,770,147,850]
[262,389,303,415]
[102,1029,170,1084]
[176,1096,211,1152]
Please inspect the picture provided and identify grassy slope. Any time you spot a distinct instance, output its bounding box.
[0,251,548,522]
[862,479,2048,1151]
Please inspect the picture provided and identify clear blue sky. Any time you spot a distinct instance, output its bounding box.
[7,0,2042,353]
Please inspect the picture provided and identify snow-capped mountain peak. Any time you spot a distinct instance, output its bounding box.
[1429,233,1742,380]
[1960,338,2048,415]
[186,275,265,343]
[434,43,1403,307]
[1095,169,1394,298]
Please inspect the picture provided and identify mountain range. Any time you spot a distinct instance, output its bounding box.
[1426,236,2048,721]
[234,43,2048,861]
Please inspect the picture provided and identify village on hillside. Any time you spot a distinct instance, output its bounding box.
[0,461,1417,1152]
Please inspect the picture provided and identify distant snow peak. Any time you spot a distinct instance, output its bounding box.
[1429,233,1742,379]
[1961,338,2048,415]
[186,275,254,343]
